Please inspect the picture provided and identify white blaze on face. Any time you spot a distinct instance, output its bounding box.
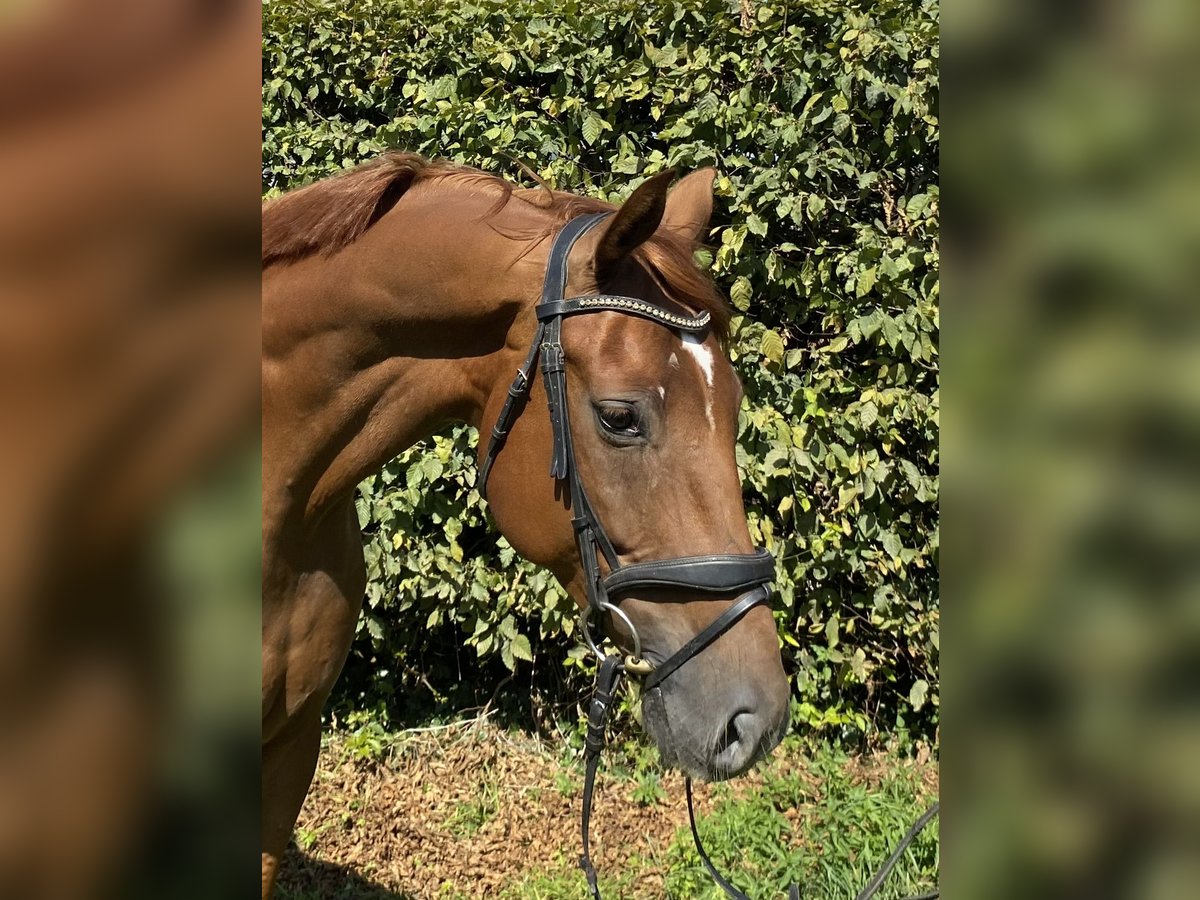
[680,332,716,430]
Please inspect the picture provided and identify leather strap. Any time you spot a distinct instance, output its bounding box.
[686,777,752,900]
[538,296,711,332]
[645,587,771,691]
[539,212,610,306]
[479,212,607,496]
[478,323,545,493]
[579,655,623,899]
[603,548,775,597]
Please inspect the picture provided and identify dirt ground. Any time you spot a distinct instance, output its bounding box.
[277,721,938,899]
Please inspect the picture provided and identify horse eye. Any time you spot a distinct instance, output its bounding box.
[596,403,640,436]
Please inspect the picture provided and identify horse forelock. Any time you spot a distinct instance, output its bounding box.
[261,152,729,342]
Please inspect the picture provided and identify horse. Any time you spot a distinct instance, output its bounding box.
[261,153,790,897]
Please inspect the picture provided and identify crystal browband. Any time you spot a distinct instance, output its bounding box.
[536,295,711,333]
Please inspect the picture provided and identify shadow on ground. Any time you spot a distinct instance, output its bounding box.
[276,845,416,900]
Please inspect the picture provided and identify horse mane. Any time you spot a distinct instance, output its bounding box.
[262,152,730,340]
[262,153,454,268]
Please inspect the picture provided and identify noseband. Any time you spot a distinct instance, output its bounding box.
[479,211,774,687]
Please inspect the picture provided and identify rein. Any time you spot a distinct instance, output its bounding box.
[480,213,939,899]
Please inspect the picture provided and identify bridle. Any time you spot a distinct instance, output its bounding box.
[479,211,774,689]
[478,212,939,900]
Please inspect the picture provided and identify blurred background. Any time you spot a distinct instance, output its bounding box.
[0,0,260,897]
[946,0,1199,897]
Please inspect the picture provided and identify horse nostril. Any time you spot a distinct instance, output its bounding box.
[714,709,755,758]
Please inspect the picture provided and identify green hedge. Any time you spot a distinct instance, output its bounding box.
[263,0,939,743]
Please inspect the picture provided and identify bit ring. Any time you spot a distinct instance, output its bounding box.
[580,600,643,664]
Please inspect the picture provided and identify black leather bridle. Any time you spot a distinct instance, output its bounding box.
[479,211,774,689]
[478,212,939,900]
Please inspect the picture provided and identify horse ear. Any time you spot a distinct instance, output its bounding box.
[594,169,676,277]
[661,167,716,244]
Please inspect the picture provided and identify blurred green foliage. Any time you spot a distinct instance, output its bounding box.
[263,0,939,743]
[945,1,1200,897]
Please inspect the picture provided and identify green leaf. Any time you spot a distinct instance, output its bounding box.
[760,330,785,364]
[729,276,752,311]
[880,314,902,349]
[421,456,444,482]
[856,266,877,298]
[881,531,902,559]
[581,113,606,145]
[850,648,867,679]
[510,634,533,662]
[910,679,929,710]
[906,193,931,220]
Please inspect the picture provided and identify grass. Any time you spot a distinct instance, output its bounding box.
[494,739,937,899]
[285,717,938,900]
[446,771,502,838]
[661,743,938,899]
[505,738,938,900]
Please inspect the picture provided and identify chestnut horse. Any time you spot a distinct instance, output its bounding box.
[261,155,789,896]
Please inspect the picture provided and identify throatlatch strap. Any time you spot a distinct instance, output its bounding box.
[478,322,546,495]
[579,655,623,900]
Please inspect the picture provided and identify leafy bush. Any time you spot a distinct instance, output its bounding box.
[263,0,939,743]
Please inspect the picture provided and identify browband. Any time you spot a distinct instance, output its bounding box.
[538,296,711,332]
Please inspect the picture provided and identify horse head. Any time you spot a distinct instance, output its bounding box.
[482,171,789,780]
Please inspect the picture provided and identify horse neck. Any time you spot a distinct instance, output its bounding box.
[262,190,539,527]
